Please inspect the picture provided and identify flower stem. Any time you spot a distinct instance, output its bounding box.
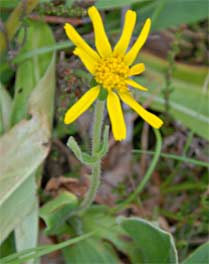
[79,99,105,213]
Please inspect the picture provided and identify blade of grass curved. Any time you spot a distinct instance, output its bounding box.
[0,232,94,264]
[0,41,73,74]
[132,149,209,168]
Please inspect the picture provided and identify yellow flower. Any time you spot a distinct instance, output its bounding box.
[64,6,163,141]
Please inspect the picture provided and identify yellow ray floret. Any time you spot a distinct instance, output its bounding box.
[107,91,126,140]
[74,48,97,74]
[129,63,145,76]
[88,6,112,57]
[64,86,100,124]
[125,79,148,91]
[64,5,163,141]
[114,10,136,55]
[119,92,163,128]
[64,23,99,61]
[125,18,151,65]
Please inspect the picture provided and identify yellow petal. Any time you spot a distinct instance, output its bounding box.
[88,6,112,57]
[126,79,148,91]
[129,63,145,76]
[107,91,126,141]
[113,10,136,55]
[74,48,97,74]
[64,23,100,61]
[119,91,163,128]
[125,18,151,65]
[64,86,100,124]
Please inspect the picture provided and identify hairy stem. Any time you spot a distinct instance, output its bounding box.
[79,99,105,213]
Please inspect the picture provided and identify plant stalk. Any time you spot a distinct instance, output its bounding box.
[79,99,105,213]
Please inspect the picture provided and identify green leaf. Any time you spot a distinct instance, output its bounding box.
[40,192,79,235]
[119,217,178,263]
[95,0,145,10]
[0,20,55,253]
[67,136,98,165]
[138,0,209,31]
[61,206,131,264]
[96,0,208,29]
[137,51,209,141]
[0,0,20,8]
[0,83,12,134]
[0,175,39,245]
[63,238,119,264]
[67,126,109,166]
[14,187,39,264]
[0,232,94,264]
[0,0,39,55]
[78,206,143,263]
[65,0,74,8]
[0,233,16,258]
[182,242,209,264]
[10,20,55,125]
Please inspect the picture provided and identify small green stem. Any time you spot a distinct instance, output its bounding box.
[79,99,105,213]
[92,100,105,154]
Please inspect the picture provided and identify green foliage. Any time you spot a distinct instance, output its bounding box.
[137,52,209,141]
[40,203,179,264]
[137,0,209,31]
[0,19,55,256]
[0,0,20,8]
[63,238,119,264]
[97,0,208,30]
[67,125,109,166]
[63,206,143,263]
[182,242,209,264]
[133,149,209,168]
[0,233,16,258]
[96,0,208,32]
[95,0,145,9]
[10,20,55,125]
[0,84,12,134]
[0,0,39,55]
[119,217,178,263]
[0,206,182,264]
[40,192,79,235]
[65,0,74,8]
[0,233,94,264]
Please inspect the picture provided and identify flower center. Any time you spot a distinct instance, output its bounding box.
[94,55,129,91]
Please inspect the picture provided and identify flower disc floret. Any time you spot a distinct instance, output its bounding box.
[94,55,129,91]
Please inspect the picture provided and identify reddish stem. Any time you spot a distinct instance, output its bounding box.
[29,14,84,25]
